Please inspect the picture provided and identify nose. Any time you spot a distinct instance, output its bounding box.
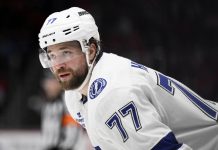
[53,62,66,70]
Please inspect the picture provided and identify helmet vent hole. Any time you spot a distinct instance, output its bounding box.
[66,15,70,18]
[63,28,72,35]
[53,39,56,42]
[73,26,79,31]
[65,32,71,35]
[45,41,47,44]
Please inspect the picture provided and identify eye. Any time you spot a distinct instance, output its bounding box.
[48,53,56,60]
[62,50,73,57]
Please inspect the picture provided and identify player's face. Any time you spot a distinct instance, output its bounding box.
[48,41,88,90]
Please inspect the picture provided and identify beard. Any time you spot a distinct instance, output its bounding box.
[54,65,88,90]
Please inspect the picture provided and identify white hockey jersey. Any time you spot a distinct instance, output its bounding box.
[65,53,218,150]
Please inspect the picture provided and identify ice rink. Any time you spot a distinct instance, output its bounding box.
[0,130,43,150]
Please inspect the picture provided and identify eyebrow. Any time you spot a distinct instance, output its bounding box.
[47,46,69,53]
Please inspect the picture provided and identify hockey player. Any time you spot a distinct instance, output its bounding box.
[38,7,218,150]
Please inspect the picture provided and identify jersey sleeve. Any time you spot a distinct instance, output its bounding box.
[93,87,192,150]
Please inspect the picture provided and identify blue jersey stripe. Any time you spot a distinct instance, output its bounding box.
[94,146,101,150]
[151,132,182,150]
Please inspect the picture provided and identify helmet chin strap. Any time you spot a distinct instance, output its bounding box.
[74,49,97,92]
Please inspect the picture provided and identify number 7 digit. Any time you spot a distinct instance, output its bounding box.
[105,112,129,142]
[156,72,218,121]
[119,101,142,131]
[105,101,141,142]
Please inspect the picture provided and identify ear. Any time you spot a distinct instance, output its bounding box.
[88,43,97,63]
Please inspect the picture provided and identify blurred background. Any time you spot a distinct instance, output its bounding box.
[0,0,218,149]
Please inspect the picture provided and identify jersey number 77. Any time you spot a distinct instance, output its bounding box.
[105,71,218,143]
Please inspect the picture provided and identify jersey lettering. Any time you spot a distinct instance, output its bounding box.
[156,72,218,121]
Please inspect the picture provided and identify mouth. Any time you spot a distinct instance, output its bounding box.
[58,72,71,81]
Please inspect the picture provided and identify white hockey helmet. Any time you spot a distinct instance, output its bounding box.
[38,7,100,68]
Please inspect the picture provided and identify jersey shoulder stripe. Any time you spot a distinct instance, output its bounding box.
[151,132,183,150]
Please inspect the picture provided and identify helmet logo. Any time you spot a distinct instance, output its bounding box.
[47,18,57,25]
[42,32,55,38]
